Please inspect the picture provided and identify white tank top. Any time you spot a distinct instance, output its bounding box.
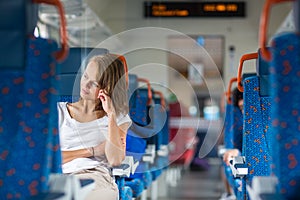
[57,102,132,174]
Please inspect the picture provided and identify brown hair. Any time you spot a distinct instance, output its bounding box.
[88,54,128,116]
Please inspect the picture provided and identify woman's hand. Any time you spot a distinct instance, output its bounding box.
[98,89,116,116]
[93,142,106,157]
[223,149,240,166]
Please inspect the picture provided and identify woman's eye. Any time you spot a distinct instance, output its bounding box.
[92,82,100,88]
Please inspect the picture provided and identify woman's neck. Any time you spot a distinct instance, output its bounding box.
[79,99,97,114]
[68,99,106,122]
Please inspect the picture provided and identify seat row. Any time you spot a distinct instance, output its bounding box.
[220,0,300,199]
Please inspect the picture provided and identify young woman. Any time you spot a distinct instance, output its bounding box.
[57,54,131,200]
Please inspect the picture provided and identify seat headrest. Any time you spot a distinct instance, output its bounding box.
[256,48,270,76]
[256,48,271,96]
[0,1,38,70]
[59,47,109,74]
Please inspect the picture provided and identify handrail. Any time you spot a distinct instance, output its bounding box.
[33,0,68,62]
[154,91,166,108]
[237,53,258,92]
[259,0,294,61]
[226,77,237,104]
[137,78,152,106]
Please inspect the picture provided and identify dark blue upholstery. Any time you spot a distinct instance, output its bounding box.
[115,178,133,200]
[243,76,272,180]
[269,32,300,199]
[224,104,234,149]
[126,129,147,161]
[223,103,236,194]
[232,106,243,152]
[0,37,61,199]
[126,75,153,197]
[223,101,244,197]
[240,75,272,200]
[130,88,151,127]
[125,178,145,198]
[151,95,167,150]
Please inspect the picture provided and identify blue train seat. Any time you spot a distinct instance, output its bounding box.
[0,0,70,199]
[223,78,237,151]
[125,75,154,198]
[0,36,63,200]
[234,52,273,200]
[125,75,168,198]
[221,78,244,197]
[268,28,300,200]
[247,0,300,198]
[151,91,169,181]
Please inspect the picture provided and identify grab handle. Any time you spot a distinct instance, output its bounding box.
[259,0,294,61]
[33,0,68,62]
[138,78,152,106]
[226,77,237,104]
[237,53,258,92]
[154,91,166,108]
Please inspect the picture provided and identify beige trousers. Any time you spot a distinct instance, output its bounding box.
[73,166,119,200]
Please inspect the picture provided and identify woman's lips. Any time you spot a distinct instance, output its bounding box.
[81,88,89,95]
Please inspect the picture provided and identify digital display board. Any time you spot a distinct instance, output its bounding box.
[144,1,246,18]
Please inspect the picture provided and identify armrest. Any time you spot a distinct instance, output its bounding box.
[112,164,131,177]
[229,156,248,178]
[142,144,156,163]
[112,156,140,177]
[157,144,169,157]
[246,176,284,200]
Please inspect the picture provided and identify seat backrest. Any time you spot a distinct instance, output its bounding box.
[268,28,300,200]
[232,106,243,152]
[224,77,238,149]
[149,91,168,150]
[259,0,300,198]
[0,1,68,198]
[224,103,234,149]
[128,77,152,127]
[236,52,273,199]
[129,77,161,138]
[242,75,272,181]
[0,37,61,200]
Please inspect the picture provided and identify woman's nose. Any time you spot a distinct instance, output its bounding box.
[84,81,91,89]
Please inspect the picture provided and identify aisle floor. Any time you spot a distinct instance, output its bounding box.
[158,159,224,200]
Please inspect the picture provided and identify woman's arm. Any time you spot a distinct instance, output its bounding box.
[62,142,106,164]
[98,89,130,167]
[62,148,92,164]
[105,113,129,166]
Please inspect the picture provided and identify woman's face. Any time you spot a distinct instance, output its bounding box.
[80,61,100,100]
